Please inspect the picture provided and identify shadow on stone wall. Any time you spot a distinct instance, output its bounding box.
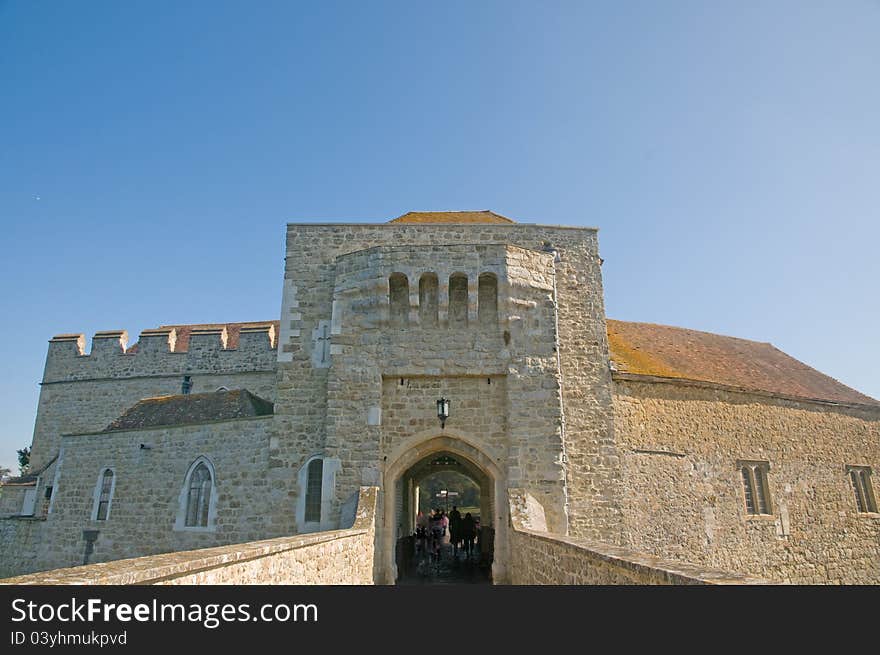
[0,487,379,586]
[507,489,773,585]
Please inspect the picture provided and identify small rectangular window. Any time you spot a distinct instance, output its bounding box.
[847,465,877,513]
[41,485,53,516]
[305,459,323,523]
[738,460,772,515]
[95,470,114,521]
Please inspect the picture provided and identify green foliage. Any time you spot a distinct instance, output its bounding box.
[17,446,30,475]
[417,471,480,515]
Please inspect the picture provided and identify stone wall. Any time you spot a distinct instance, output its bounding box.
[23,416,290,575]
[1,487,378,585]
[0,518,44,578]
[16,325,278,565]
[613,376,880,584]
[31,327,277,471]
[32,373,276,470]
[276,222,623,578]
[508,489,767,584]
[0,484,30,516]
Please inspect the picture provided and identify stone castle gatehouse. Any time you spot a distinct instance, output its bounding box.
[1,211,878,585]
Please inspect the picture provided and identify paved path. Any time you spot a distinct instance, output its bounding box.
[398,542,492,585]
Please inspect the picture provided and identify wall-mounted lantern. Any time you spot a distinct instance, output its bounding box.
[436,397,450,429]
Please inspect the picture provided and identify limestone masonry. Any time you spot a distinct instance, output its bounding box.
[2,210,878,584]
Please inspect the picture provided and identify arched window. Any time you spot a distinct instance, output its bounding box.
[389,273,409,326]
[848,465,877,513]
[296,455,339,532]
[478,273,498,326]
[738,460,772,516]
[92,468,116,521]
[305,458,323,524]
[186,463,212,527]
[175,457,217,531]
[419,273,439,327]
[448,274,469,327]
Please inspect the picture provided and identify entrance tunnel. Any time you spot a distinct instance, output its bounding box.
[393,451,494,584]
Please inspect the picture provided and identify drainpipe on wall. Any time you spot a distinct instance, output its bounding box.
[82,530,99,565]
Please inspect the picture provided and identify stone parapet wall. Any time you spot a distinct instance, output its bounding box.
[508,489,767,584]
[1,487,378,585]
[613,377,880,584]
[509,527,770,584]
[43,327,277,384]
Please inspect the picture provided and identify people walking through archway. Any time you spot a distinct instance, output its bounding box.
[415,510,428,562]
[429,509,444,563]
[461,512,476,559]
[449,505,462,556]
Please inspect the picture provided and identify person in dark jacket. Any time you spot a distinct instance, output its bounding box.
[448,506,462,555]
[461,512,476,558]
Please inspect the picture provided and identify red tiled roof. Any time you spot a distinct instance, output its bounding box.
[127,321,279,353]
[607,320,879,406]
[161,321,279,352]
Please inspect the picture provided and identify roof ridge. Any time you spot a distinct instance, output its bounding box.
[139,389,243,403]
[390,210,516,224]
[158,320,279,328]
[607,319,773,346]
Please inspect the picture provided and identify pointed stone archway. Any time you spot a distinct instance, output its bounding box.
[380,432,508,584]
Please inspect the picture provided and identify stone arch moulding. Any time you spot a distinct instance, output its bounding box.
[383,428,503,482]
[380,429,509,584]
[295,453,341,533]
[174,455,218,533]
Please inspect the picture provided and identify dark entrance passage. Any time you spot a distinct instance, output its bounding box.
[396,537,492,584]
[393,452,494,585]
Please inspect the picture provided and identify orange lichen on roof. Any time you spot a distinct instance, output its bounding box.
[607,319,880,406]
[606,327,686,380]
[141,394,178,403]
[389,211,515,224]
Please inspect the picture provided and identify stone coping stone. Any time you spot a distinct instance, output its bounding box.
[1,487,378,586]
[0,529,368,586]
[514,527,775,585]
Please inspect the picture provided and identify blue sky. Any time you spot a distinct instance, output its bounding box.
[1,1,878,473]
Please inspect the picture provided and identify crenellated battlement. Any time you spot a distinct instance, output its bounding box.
[43,321,279,384]
[90,330,129,357]
[137,327,177,354]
